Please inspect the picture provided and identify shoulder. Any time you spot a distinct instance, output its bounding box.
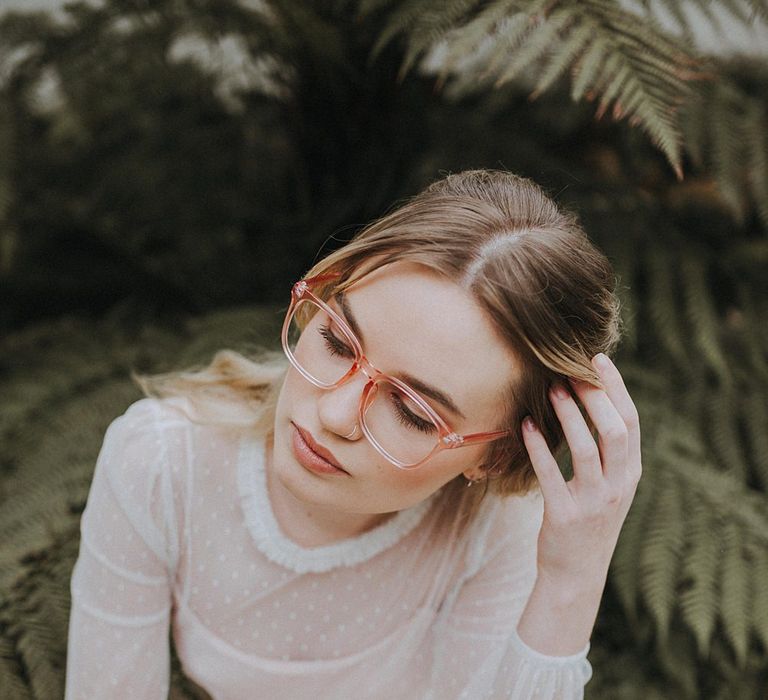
[95,397,201,496]
[77,398,198,573]
[109,395,199,434]
[104,395,239,452]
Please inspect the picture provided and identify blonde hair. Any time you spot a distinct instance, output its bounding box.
[134,169,622,517]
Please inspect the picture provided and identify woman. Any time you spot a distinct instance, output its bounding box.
[65,169,641,699]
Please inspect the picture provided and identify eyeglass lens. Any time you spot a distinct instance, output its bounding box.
[285,298,441,465]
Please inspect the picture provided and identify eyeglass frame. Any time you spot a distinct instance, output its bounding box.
[280,273,511,470]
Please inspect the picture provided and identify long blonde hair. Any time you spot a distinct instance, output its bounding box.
[134,169,622,515]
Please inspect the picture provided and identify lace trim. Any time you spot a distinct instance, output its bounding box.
[236,433,436,574]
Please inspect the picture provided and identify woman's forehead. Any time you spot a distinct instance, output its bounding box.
[338,262,520,417]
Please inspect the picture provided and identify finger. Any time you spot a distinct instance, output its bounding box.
[521,416,571,509]
[591,354,642,483]
[567,377,628,488]
[549,384,603,486]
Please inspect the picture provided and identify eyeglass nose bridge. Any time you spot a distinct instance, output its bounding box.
[354,355,381,383]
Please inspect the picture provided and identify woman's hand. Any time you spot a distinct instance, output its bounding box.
[523,352,642,590]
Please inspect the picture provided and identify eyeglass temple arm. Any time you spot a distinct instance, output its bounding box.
[455,430,511,447]
[302,272,343,287]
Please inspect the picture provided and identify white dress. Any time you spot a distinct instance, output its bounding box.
[65,397,593,699]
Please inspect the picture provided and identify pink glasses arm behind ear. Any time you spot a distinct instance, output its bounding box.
[457,429,510,446]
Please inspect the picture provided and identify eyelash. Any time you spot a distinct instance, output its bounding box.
[390,392,437,434]
[319,324,355,358]
[318,321,437,434]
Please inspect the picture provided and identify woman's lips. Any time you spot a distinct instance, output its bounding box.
[291,422,349,475]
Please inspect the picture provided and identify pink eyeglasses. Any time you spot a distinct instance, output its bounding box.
[281,273,510,469]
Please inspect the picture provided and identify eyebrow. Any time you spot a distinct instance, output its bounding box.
[334,292,467,420]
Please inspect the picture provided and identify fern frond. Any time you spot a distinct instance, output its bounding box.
[371,0,482,62]
[637,0,699,42]
[703,386,748,480]
[639,0,768,34]
[743,386,768,491]
[639,470,684,639]
[718,519,751,667]
[528,19,593,97]
[644,245,690,370]
[751,544,768,654]
[711,83,748,220]
[654,621,699,698]
[370,0,702,172]
[492,9,574,87]
[679,255,731,385]
[727,278,768,384]
[611,452,656,620]
[679,493,719,656]
[398,0,484,78]
[681,75,768,228]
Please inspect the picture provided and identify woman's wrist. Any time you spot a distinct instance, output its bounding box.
[515,570,606,657]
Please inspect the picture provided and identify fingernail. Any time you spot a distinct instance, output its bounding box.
[593,353,610,369]
[523,416,537,432]
[552,385,569,400]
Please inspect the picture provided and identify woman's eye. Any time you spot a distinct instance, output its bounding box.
[319,324,355,358]
[390,392,437,434]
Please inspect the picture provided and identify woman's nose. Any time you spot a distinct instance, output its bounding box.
[316,374,367,439]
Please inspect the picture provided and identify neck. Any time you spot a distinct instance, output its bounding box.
[264,437,394,547]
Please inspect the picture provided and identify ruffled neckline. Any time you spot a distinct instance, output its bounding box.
[236,433,436,574]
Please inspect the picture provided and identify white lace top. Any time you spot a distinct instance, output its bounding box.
[65,397,592,699]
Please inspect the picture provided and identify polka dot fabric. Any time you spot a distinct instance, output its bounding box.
[65,398,592,699]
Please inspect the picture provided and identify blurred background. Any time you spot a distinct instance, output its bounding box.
[0,1,767,698]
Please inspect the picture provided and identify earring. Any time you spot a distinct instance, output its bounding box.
[464,474,480,487]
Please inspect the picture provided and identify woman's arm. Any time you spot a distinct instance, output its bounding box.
[517,353,642,656]
[425,354,639,698]
[65,399,184,699]
[428,491,592,700]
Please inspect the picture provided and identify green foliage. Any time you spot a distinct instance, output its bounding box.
[360,0,768,212]
[365,0,701,174]
[0,306,281,699]
[0,1,766,698]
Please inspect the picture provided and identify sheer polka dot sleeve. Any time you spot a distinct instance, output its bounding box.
[65,399,186,700]
[428,492,593,699]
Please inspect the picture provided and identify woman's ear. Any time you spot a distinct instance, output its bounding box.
[462,468,485,482]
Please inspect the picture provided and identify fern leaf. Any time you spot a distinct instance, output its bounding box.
[751,544,768,654]
[679,493,720,655]
[718,519,751,667]
[610,456,656,620]
[743,386,768,491]
[398,0,484,79]
[679,255,731,385]
[646,0,700,41]
[375,0,491,67]
[644,246,690,369]
[378,0,698,171]
[711,83,748,222]
[493,9,573,87]
[703,386,748,480]
[653,621,699,698]
[439,0,530,74]
[639,469,684,639]
[570,35,608,101]
[732,280,768,385]
[529,18,593,97]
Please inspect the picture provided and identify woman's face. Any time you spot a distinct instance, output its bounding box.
[271,261,521,516]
